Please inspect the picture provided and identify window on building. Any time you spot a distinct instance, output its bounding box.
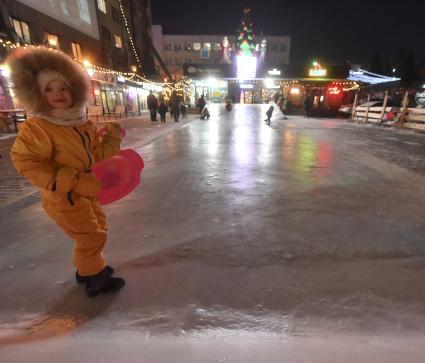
[193,42,201,51]
[165,42,172,51]
[174,43,181,51]
[101,26,111,42]
[114,34,122,48]
[271,43,277,52]
[111,6,121,23]
[203,43,211,50]
[184,43,192,51]
[214,43,220,51]
[97,0,107,13]
[45,32,59,48]
[11,18,31,43]
[71,42,82,60]
[280,44,287,52]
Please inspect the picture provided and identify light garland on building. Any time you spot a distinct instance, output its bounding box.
[0,37,187,93]
[117,0,142,73]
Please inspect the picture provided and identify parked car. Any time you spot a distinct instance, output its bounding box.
[339,99,400,115]
[415,90,425,107]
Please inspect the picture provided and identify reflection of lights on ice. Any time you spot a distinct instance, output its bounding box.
[237,56,257,80]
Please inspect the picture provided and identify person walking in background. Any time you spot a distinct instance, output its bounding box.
[147,91,158,121]
[198,94,206,114]
[170,91,181,122]
[304,93,313,118]
[180,102,187,118]
[158,100,168,123]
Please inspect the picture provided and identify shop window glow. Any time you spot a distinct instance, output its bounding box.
[290,87,300,94]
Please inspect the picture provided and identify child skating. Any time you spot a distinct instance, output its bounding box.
[8,47,125,297]
[265,105,274,124]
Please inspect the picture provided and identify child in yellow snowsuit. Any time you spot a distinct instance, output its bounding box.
[8,47,125,297]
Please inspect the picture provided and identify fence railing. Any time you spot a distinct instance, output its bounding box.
[351,90,425,131]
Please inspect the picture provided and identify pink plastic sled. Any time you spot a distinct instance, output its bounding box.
[92,149,144,205]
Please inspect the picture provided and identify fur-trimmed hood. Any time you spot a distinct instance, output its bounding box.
[6,47,90,114]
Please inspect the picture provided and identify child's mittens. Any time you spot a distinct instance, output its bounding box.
[73,173,102,197]
[107,122,125,138]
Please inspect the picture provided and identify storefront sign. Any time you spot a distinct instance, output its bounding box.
[328,86,341,95]
[268,68,281,76]
[184,64,233,79]
[309,61,327,77]
[309,68,327,77]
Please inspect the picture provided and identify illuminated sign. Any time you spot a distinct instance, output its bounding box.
[309,61,327,77]
[309,69,327,77]
[240,83,254,89]
[237,56,257,80]
[290,87,300,94]
[328,86,341,95]
[268,68,281,76]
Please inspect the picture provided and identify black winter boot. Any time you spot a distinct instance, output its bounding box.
[85,268,125,297]
[76,265,114,284]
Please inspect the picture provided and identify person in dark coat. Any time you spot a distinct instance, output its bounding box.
[170,91,181,122]
[304,93,313,118]
[158,100,168,123]
[198,95,206,114]
[147,91,158,121]
[180,103,187,118]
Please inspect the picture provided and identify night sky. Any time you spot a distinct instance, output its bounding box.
[152,0,425,67]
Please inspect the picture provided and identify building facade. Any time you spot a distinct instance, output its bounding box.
[152,26,291,80]
[0,0,158,113]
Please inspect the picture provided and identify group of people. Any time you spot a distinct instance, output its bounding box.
[147,91,187,123]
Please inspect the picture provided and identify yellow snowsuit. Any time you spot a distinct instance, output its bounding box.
[10,117,121,276]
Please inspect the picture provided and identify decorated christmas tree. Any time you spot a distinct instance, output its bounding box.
[236,8,256,57]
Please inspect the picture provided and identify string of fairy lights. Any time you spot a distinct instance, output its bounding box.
[0,38,190,93]
[117,0,142,73]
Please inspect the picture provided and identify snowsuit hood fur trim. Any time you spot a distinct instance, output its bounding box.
[6,47,90,114]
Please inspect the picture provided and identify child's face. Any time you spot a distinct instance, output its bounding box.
[44,80,74,110]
